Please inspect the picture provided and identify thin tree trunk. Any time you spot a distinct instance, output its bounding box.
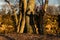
[44,0,48,12]
[20,0,27,33]
[17,0,22,33]
[14,9,18,26]
[20,15,25,33]
[17,12,22,33]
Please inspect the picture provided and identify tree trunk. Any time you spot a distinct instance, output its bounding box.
[19,0,27,33]
[44,0,48,12]
[26,0,35,33]
[14,9,18,32]
[17,0,22,33]
[14,9,18,26]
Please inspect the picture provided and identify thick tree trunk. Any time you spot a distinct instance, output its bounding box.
[26,0,35,33]
[26,16,33,33]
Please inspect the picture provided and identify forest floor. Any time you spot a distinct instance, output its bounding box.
[0,33,60,40]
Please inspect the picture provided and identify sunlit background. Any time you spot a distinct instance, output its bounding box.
[0,0,60,8]
[0,0,19,9]
[36,0,60,6]
[0,0,60,11]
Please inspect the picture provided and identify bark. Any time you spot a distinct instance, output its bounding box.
[44,0,48,12]
[17,12,22,33]
[26,0,35,33]
[19,0,27,33]
[20,15,25,33]
[14,9,18,26]
[17,0,22,33]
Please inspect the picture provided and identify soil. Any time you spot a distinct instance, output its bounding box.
[0,33,60,40]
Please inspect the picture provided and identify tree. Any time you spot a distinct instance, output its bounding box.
[19,0,27,33]
[25,0,35,33]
